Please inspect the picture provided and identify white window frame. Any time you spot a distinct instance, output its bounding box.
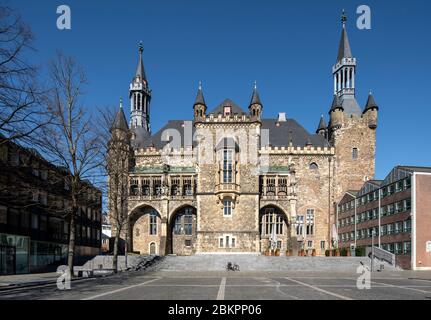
[223,199,233,217]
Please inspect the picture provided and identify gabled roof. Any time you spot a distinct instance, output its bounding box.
[209,98,245,115]
[337,26,352,62]
[357,180,382,197]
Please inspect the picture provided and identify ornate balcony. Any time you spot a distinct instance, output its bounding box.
[215,183,241,195]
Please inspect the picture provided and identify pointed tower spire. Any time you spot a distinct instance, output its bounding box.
[135,41,147,82]
[193,81,206,120]
[130,42,151,132]
[332,10,361,116]
[316,114,327,134]
[363,90,379,113]
[249,81,262,106]
[194,81,206,106]
[337,10,352,62]
[111,98,129,132]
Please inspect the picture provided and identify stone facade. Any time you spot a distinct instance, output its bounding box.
[108,20,380,257]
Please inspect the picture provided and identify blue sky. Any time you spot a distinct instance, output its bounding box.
[7,0,431,179]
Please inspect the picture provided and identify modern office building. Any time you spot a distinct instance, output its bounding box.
[337,166,431,270]
[0,138,102,274]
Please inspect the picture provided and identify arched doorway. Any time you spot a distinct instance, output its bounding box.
[149,242,157,255]
[259,205,290,254]
[129,205,161,255]
[168,206,197,255]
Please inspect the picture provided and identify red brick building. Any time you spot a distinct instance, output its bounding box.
[337,166,431,270]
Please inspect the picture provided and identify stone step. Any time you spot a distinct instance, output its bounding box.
[154,254,399,272]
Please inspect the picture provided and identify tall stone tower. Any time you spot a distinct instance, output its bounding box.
[328,12,379,198]
[130,42,151,133]
[108,100,132,243]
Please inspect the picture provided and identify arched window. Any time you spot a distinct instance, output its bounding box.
[260,207,284,236]
[149,211,157,235]
[309,162,318,170]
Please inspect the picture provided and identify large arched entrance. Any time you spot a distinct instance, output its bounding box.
[259,205,291,254]
[168,206,197,255]
[129,205,162,255]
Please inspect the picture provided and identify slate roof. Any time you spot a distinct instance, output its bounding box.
[111,106,128,131]
[132,98,330,149]
[316,115,327,133]
[132,117,329,149]
[250,87,262,106]
[194,87,206,106]
[135,44,147,81]
[337,26,352,62]
[209,98,245,115]
[261,119,329,148]
[363,92,379,113]
[340,95,362,116]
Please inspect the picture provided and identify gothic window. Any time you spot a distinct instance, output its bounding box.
[295,215,304,236]
[223,199,232,216]
[171,178,179,196]
[184,208,193,235]
[142,182,150,196]
[309,163,318,170]
[183,177,192,196]
[266,178,276,196]
[130,179,138,195]
[153,178,162,196]
[260,208,284,236]
[149,211,157,235]
[222,149,233,183]
[138,94,142,110]
[278,178,287,196]
[306,209,314,235]
[352,148,358,160]
[173,215,182,235]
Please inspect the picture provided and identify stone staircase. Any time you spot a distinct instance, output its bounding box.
[154,254,400,272]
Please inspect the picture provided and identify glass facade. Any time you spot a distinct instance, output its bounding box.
[30,241,67,272]
[0,233,30,274]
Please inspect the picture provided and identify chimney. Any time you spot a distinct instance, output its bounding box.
[277,112,287,122]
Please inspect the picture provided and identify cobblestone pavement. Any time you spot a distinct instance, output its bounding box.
[1,270,431,300]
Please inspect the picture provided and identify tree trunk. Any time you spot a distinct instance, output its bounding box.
[67,207,76,275]
[112,226,121,273]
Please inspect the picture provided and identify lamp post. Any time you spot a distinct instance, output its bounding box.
[371,229,375,272]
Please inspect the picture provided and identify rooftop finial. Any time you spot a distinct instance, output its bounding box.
[138,41,143,53]
[119,97,123,109]
[254,80,257,90]
[198,80,202,91]
[341,9,347,27]
[369,89,373,95]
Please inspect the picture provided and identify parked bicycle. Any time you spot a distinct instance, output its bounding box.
[226,262,240,271]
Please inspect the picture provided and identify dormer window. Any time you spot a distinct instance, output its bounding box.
[223,106,231,116]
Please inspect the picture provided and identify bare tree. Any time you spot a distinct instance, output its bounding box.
[98,104,131,272]
[0,6,49,145]
[40,52,103,274]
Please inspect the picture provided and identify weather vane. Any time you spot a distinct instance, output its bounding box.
[341,9,347,25]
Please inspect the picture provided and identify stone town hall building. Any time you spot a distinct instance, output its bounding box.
[108,18,379,256]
